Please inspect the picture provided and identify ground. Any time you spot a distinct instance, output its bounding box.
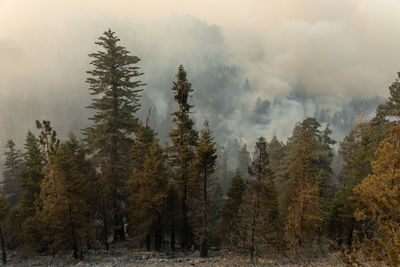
[5,241,347,266]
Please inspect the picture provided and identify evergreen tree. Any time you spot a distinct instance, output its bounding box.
[220,170,246,244]
[127,136,168,251]
[376,72,400,123]
[328,120,389,245]
[83,29,144,241]
[35,135,94,258]
[350,124,400,265]
[285,129,322,249]
[2,139,23,206]
[276,118,334,221]
[167,65,198,249]
[229,137,279,260]
[19,131,43,218]
[191,120,217,257]
[18,131,45,246]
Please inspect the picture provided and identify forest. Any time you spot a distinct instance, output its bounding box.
[1,29,400,266]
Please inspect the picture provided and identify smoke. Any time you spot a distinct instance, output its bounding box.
[0,0,399,161]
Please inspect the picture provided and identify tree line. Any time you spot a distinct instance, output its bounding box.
[0,29,400,265]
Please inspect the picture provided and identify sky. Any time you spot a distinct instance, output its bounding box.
[0,0,400,157]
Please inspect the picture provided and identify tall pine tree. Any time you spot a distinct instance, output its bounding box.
[229,137,279,260]
[191,120,217,257]
[167,65,198,249]
[285,129,322,249]
[83,29,144,241]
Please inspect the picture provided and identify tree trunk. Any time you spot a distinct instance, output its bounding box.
[102,198,109,251]
[0,227,6,265]
[181,163,189,249]
[69,203,79,259]
[155,214,162,251]
[146,234,151,251]
[200,169,208,257]
[171,212,175,251]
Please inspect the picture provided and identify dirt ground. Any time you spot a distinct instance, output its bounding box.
[5,241,346,266]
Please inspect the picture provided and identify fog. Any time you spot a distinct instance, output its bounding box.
[1,0,400,161]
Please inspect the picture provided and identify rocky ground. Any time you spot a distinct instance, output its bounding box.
[5,242,346,266]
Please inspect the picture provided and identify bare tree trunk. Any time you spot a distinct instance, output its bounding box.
[200,169,208,257]
[155,214,162,251]
[171,212,175,251]
[69,203,79,259]
[0,227,6,265]
[181,162,189,249]
[146,234,151,251]
[102,198,109,251]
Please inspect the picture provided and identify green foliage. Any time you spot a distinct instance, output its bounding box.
[220,170,246,244]
[167,65,198,249]
[376,72,400,123]
[83,29,144,240]
[350,124,400,266]
[127,135,168,250]
[190,120,217,257]
[328,118,389,244]
[228,137,279,259]
[2,139,23,206]
[33,135,94,258]
[19,131,44,233]
[285,129,322,249]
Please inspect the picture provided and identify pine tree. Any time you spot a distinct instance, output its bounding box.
[18,131,45,246]
[328,120,389,245]
[220,170,246,244]
[350,124,400,265]
[35,135,94,258]
[127,136,168,251]
[285,129,322,249]
[1,139,23,206]
[167,65,198,249]
[191,120,217,257]
[83,29,144,241]
[376,72,400,123]
[229,137,279,260]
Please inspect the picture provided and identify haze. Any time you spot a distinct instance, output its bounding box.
[1,0,400,157]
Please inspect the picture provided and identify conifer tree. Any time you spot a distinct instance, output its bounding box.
[127,135,168,251]
[18,131,46,248]
[285,129,322,249]
[220,170,246,244]
[376,72,400,122]
[35,135,94,258]
[19,131,43,220]
[2,139,23,206]
[167,65,198,249]
[191,120,217,257]
[83,29,144,241]
[350,124,400,265]
[229,137,279,260]
[328,119,389,245]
